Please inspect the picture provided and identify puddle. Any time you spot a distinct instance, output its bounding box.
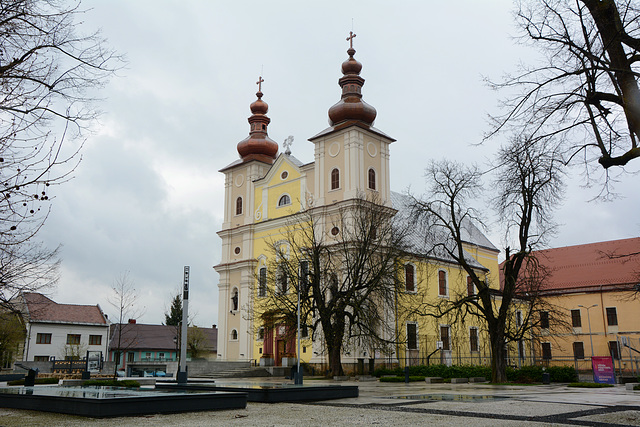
[388,394,509,401]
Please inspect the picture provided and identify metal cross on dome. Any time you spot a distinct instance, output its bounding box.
[346,31,356,49]
[283,135,294,155]
[256,76,264,92]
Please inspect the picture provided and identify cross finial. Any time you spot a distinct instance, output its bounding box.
[347,31,356,49]
[256,76,264,92]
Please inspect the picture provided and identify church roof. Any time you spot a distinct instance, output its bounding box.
[390,192,496,270]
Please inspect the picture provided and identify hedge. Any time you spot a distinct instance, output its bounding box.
[375,364,577,383]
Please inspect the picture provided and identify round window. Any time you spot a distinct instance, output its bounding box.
[234,247,241,255]
[331,226,339,236]
[281,171,288,180]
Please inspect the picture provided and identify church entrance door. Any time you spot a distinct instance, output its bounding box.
[275,340,285,366]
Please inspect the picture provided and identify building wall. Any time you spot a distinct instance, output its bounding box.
[23,323,108,362]
[537,289,640,366]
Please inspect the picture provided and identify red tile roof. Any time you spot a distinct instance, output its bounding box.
[516,238,640,292]
[23,292,108,325]
[109,323,218,352]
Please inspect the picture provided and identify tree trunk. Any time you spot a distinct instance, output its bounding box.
[489,328,507,383]
[327,340,344,377]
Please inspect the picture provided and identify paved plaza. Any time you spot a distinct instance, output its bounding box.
[0,378,639,426]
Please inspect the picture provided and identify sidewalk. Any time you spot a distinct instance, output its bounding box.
[0,378,639,426]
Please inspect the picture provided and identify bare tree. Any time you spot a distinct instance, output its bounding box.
[108,272,144,377]
[0,241,60,312]
[488,0,640,175]
[410,138,566,382]
[0,0,122,243]
[251,194,409,377]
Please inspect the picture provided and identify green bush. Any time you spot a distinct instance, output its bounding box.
[83,379,140,388]
[379,376,425,382]
[7,377,59,386]
[375,365,491,379]
[547,366,578,383]
[568,382,613,388]
[375,364,576,383]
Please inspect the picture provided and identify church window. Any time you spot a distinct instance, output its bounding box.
[230,329,238,341]
[438,270,448,296]
[258,267,267,297]
[467,276,474,296]
[257,327,264,341]
[330,168,340,190]
[278,194,291,206]
[405,264,415,292]
[234,247,241,255]
[331,226,339,236]
[469,327,479,352]
[406,323,418,350]
[368,168,376,190]
[235,197,243,215]
[440,325,451,351]
[281,171,288,179]
[231,287,239,311]
[276,266,288,294]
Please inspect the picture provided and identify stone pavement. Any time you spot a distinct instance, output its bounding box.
[0,378,639,426]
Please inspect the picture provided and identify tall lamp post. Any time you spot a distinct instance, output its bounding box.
[578,304,598,358]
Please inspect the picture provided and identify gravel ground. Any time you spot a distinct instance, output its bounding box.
[1,380,639,426]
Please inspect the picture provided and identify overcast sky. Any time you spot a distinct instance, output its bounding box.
[37,0,640,328]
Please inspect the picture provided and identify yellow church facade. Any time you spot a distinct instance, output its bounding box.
[215,37,512,371]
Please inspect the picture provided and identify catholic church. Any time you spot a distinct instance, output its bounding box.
[215,35,505,370]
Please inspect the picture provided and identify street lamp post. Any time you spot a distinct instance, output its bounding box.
[578,304,598,358]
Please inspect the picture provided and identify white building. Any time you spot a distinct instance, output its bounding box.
[19,292,109,362]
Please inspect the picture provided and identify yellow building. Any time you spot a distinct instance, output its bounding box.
[532,238,640,374]
[215,37,502,370]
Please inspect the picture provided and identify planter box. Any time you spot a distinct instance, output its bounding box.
[424,377,444,384]
[451,378,469,384]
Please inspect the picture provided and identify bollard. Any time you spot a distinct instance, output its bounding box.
[404,366,410,384]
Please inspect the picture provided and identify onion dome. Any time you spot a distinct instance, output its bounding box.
[328,32,377,126]
[237,77,279,163]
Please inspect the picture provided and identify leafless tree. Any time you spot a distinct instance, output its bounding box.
[487,0,640,177]
[251,194,410,377]
[410,138,566,382]
[108,272,144,377]
[0,0,122,243]
[0,241,60,312]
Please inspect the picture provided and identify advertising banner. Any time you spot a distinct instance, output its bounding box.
[592,356,616,384]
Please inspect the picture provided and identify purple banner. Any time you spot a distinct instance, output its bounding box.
[592,356,616,384]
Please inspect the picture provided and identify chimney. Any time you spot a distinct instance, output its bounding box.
[128,319,136,324]
[212,324,217,329]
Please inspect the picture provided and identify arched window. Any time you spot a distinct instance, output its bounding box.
[368,168,376,190]
[330,168,340,190]
[278,194,291,206]
[438,270,448,296]
[231,287,239,311]
[235,197,243,215]
[230,329,238,340]
[405,264,415,292]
